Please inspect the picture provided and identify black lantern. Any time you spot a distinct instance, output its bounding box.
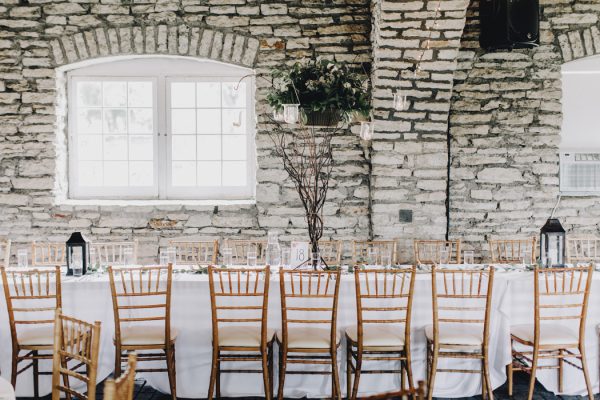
[540,219,566,267]
[66,232,89,276]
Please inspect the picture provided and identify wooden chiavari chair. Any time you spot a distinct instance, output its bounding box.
[103,353,137,400]
[361,381,426,400]
[346,267,416,400]
[108,265,177,400]
[90,241,138,267]
[1,266,62,397]
[426,266,494,400]
[51,310,101,400]
[223,239,266,265]
[207,266,274,399]
[31,242,66,267]
[508,265,594,400]
[319,240,343,267]
[352,240,397,266]
[566,237,600,264]
[277,269,342,400]
[0,238,11,268]
[414,240,461,264]
[168,240,218,266]
[488,237,536,263]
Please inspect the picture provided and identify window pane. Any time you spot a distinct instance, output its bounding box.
[222,135,246,160]
[172,161,196,186]
[172,136,196,161]
[129,135,153,161]
[197,82,221,108]
[103,135,128,160]
[222,161,247,186]
[197,161,221,186]
[197,109,221,134]
[128,108,153,134]
[78,135,102,160]
[77,82,102,107]
[171,109,196,134]
[77,108,102,134]
[104,109,127,134]
[103,81,127,107]
[222,82,245,108]
[128,81,152,107]
[222,109,245,134]
[197,135,221,161]
[171,82,195,108]
[104,161,129,186]
[129,161,153,186]
[78,161,103,187]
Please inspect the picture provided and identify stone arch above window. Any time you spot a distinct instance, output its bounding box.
[557,25,600,63]
[49,25,260,69]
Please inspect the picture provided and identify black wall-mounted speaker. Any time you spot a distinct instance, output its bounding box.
[479,0,540,50]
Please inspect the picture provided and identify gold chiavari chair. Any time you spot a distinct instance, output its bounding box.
[361,381,426,400]
[103,353,137,400]
[488,237,536,263]
[90,241,138,267]
[0,238,11,267]
[108,265,177,400]
[508,265,594,400]
[168,240,218,266]
[346,267,416,400]
[414,240,461,264]
[319,240,343,267]
[223,239,267,265]
[352,240,398,266]
[31,242,66,267]
[566,237,600,264]
[426,265,494,400]
[207,266,275,400]
[1,266,62,397]
[51,310,101,400]
[277,269,342,400]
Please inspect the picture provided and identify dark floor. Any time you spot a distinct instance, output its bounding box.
[17,372,599,399]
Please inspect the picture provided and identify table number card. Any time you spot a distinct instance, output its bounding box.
[290,241,309,268]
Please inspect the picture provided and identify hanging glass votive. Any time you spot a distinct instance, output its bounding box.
[393,90,408,111]
[273,108,285,122]
[282,104,300,124]
[359,121,374,141]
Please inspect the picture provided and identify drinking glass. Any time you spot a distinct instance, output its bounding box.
[281,247,290,268]
[520,249,531,265]
[17,249,28,268]
[463,250,475,265]
[311,252,321,269]
[247,250,257,267]
[166,246,177,266]
[380,249,392,268]
[367,248,379,266]
[439,247,450,264]
[159,248,169,266]
[71,247,83,277]
[123,247,135,266]
[221,248,233,266]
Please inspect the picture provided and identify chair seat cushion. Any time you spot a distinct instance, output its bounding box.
[116,325,178,346]
[18,325,54,346]
[277,327,340,349]
[511,323,579,346]
[346,325,405,350]
[218,326,275,347]
[425,324,483,349]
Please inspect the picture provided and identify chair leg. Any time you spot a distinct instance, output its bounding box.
[483,355,493,400]
[427,344,439,400]
[277,346,287,400]
[481,359,487,400]
[114,345,122,378]
[261,349,271,400]
[405,349,414,391]
[32,350,39,399]
[207,347,218,400]
[400,359,406,391]
[332,349,341,400]
[506,362,513,397]
[10,350,17,388]
[558,349,563,393]
[527,350,538,400]
[579,345,594,399]
[166,345,177,400]
[351,353,362,400]
[268,343,274,399]
[216,355,221,399]
[346,342,352,400]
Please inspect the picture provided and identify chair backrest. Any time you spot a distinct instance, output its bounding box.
[279,269,341,350]
[51,310,101,400]
[1,266,62,347]
[362,380,426,400]
[0,238,10,268]
[31,242,66,266]
[534,265,593,343]
[319,240,343,267]
[103,353,137,400]
[565,237,600,264]
[430,266,494,347]
[354,267,416,349]
[223,239,267,265]
[208,266,270,348]
[90,241,138,267]
[488,237,536,263]
[414,240,461,264]
[352,240,397,265]
[168,240,218,265]
[108,265,173,346]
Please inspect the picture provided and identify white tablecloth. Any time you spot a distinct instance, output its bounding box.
[1,270,599,398]
[0,377,15,400]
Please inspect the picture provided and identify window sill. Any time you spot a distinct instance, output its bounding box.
[56,198,256,207]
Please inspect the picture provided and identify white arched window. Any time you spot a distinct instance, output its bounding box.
[66,56,255,200]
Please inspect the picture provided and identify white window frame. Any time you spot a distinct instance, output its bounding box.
[66,56,256,201]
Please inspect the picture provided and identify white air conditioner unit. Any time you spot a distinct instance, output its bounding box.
[560,152,600,195]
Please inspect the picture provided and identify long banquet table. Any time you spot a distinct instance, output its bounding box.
[1,267,599,398]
